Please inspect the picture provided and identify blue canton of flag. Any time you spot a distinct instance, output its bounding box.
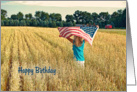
[80,26,98,38]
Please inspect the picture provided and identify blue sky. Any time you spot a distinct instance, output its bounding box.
[1,1,126,20]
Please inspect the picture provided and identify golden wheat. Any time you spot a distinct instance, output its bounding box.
[1,27,126,91]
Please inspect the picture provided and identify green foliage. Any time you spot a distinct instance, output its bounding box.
[35,11,41,18]
[40,11,49,21]
[49,13,62,21]
[20,20,26,26]
[63,21,67,27]
[66,15,74,22]
[48,20,52,27]
[52,21,56,27]
[73,10,94,24]
[25,14,29,19]
[39,20,43,27]
[1,20,4,26]
[35,11,49,21]
[55,13,62,21]
[43,21,49,27]
[73,22,76,26]
[11,14,18,20]
[28,13,32,19]
[25,20,31,26]
[1,9,7,20]
[31,19,38,26]
[17,12,24,20]
[1,8,126,28]
[60,22,63,27]
[56,21,63,27]
[110,9,126,28]
[14,20,19,26]
[4,20,9,26]
[9,20,14,26]
[67,22,73,27]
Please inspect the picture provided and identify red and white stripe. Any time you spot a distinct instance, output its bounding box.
[58,27,93,46]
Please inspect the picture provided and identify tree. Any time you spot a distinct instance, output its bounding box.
[67,22,73,27]
[17,12,24,20]
[49,13,56,21]
[110,9,126,28]
[34,11,49,21]
[43,21,49,27]
[65,15,74,22]
[11,14,18,20]
[40,11,49,21]
[49,13,62,21]
[1,20,4,26]
[55,13,62,21]
[99,12,110,22]
[35,11,41,19]
[14,20,19,26]
[1,8,126,28]
[39,20,44,27]
[28,13,32,19]
[9,20,14,26]
[31,19,38,26]
[73,10,94,24]
[98,12,110,27]
[111,12,119,18]
[52,21,56,27]
[26,20,31,26]
[122,8,126,27]
[56,21,63,27]
[73,10,82,24]
[25,14,29,19]
[73,22,76,26]
[48,20,52,27]
[56,21,60,27]
[60,21,63,27]
[85,12,93,24]
[117,9,123,15]
[91,12,98,23]
[81,11,89,24]
[20,20,26,26]
[4,20,9,26]
[1,9,7,20]
[62,21,67,27]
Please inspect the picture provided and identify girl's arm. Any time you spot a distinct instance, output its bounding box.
[66,37,73,44]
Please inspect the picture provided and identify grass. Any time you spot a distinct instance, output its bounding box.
[98,29,126,36]
[1,27,126,91]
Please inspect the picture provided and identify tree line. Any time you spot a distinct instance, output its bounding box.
[1,8,126,28]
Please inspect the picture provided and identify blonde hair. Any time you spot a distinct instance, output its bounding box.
[74,36,83,47]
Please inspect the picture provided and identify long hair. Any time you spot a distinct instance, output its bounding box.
[74,36,83,47]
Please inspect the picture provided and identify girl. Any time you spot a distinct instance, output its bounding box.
[59,25,99,67]
[66,36,86,67]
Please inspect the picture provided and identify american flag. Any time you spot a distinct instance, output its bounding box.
[58,26,99,46]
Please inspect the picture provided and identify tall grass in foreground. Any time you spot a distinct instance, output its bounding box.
[1,27,126,91]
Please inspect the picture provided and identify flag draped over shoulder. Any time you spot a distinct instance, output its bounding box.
[58,26,99,46]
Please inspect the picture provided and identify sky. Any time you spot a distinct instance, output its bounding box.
[1,1,126,20]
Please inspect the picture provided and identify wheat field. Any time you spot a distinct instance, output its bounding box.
[1,27,126,91]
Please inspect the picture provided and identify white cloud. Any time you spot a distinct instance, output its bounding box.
[2,1,126,8]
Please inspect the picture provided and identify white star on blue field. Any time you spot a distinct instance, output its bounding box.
[80,27,98,38]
